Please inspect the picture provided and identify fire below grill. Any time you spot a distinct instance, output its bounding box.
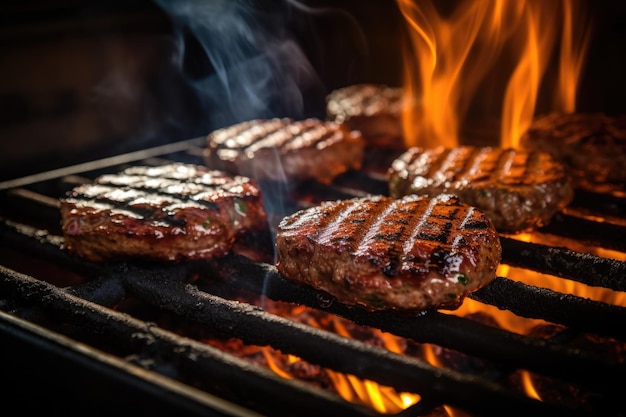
[1,137,625,417]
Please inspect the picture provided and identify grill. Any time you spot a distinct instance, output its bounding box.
[1,136,625,417]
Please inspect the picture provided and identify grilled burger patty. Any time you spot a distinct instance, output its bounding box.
[60,163,267,262]
[387,146,574,233]
[326,83,405,148]
[275,194,501,311]
[205,117,364,184]
[520,112,626,190]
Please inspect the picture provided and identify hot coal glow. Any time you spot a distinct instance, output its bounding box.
[203,298,423,414]
[195,249,625,415]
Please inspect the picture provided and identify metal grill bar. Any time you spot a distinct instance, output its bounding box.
[0,310,255,417]
[470,277,626,340]
[1,137,626,417]
[500,237,626,290]
[209,253,625,397]
[0,266,379,417]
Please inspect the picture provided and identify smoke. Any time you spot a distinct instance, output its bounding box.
[154,0,324,131]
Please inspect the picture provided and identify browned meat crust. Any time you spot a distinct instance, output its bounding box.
[275,194,501,312]
[387,146,574,233]
[60,163,268,262]
[204,118,364,184]
[326,84,405,148]
[520,112,626,191]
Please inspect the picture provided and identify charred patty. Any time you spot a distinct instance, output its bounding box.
[204,117,364,184]
[520,112,626,191]
[387,146,574,233]
[60,163,268,262]
[275,194,501,312]
[326,83,405,148]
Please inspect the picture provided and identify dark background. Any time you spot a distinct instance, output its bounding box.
[1,0,625,181]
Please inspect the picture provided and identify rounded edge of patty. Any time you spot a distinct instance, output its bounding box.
[275,194,501,312]
[387,146,574,233]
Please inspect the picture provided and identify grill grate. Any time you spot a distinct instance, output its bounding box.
[1,137,625,417]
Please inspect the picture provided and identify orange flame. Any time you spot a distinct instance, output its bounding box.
[252,304,421,414]
[521,370,543,401]
[556,0,592,113]
[397,0,591,149]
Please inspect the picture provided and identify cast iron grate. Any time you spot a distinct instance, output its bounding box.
[1,136,625,417]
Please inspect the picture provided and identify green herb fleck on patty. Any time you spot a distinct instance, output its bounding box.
[456,273,470,285]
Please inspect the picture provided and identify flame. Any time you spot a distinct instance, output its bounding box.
[391,2,594,408]
[262,348,294,379]
[444,264,552,334]
[397,0,591,149]
[555,0,592,113]
[248,304,421,414]
[521,370,543,401]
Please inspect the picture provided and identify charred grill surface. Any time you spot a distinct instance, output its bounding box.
[1,137,625,417]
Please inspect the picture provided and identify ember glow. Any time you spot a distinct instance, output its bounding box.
[396,0,591,149]
[207,301,422,414]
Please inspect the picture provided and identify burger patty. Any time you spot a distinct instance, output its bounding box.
[275,194,501,312]
[204,118,364,184]
[326,83,405,148]
[520,112,626,190]
[60,163,268,262]
[387,146,574,233]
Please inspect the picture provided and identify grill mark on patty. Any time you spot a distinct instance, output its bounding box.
[458,206,489,229]
[492,148,516,183]
[426,147,488,187]
[359,199,412,274]
[400,146,569,191]
[401,146,566,190]
[524,150,551,184]
[120,165,250,188]
[106,165,255,199]
[210,119,287,153]
[275,193,502,311]
[65,185,190,228]
[327,84,403,119]
[287,195,495,279]
[314,198,381,251]
[458,146,492,183]
[429,147,458,184]
[64,169,249,228]
[450,147,511,185]
[362,197,464,274]
[408,197,457,246]
[519,151,537,184]
[355,198,409,270]
[97,174,248,205]
[211,119,340,158]
[248,121,339,154]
